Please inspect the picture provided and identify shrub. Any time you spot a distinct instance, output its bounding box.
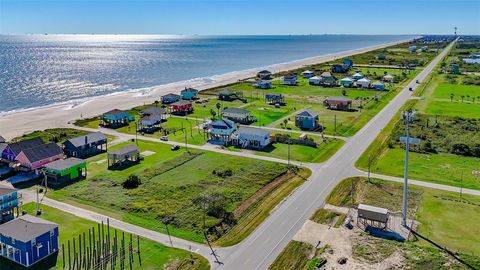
[123,174,142,189]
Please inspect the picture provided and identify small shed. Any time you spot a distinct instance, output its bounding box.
[170,100,193,115]
[283,74,297,85]
[161,93,181,104]
[356,78,371,88]
[63,132,107,158]
[295,110,320,130]
[357,203,389,229]
[0,214,59,268]
[309,76,322,85]
[257,70,272,80]
[324,96,353,111]
[340,77,354,87]
[301,70,315,78]
[107,145,140,169]
[352,72,364,80]
[181,88,199,100]
[43,157,87,186]
[373,82,385,91]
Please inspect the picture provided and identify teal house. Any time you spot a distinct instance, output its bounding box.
[101,109,134,128]
[206,119,237,145]
[373,82,385,91]
[181,88,199,100]
[340,77,354,87]
[0,182,18,224]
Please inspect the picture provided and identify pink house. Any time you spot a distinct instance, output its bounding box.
[15,143,64,170]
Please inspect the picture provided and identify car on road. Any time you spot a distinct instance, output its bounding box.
[409,87,413,91]
[160,136,168,141]
[171,145,180,151]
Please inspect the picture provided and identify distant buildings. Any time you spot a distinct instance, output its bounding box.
[170,100,193,115]
[324,97,353,111]
[383,74,394,82]
[340,77,354,87]
[301,70,315,78]
[254,80,272,89]
[409,45,417,53]
[0,214,59,268]
[319,71,337,87]
[283,74,298,85]
[222,108,256,124]
[352,72,364,80]
[101,109,134,128]
[265,93,285,105]
[161,93,181,104]
[308,76,322,85]
[295,110,320,130]
[331,58,353,73]
[138,107,166,133]
[257,70,272,80]
[356,78,371,89]
[219,89,243,101]
[373,82,385,91]
[181,88,199,100]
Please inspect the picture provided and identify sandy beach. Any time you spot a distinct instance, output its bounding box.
[0,38,410,140]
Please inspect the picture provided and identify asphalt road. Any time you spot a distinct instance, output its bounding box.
[215,40,457,270]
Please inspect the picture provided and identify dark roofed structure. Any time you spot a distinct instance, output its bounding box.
[140,107,166,116]
[63,132,107,158]
[0,136,5,143]
[44,157,85,172]
[6,137,45,157]
[20,143,64,164]
[103,109,127,116]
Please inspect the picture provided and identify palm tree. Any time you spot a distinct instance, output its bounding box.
[216,102,221,116]
[467,95,470,102]
[473,97,476,103]
[450,93,454,102]
[210,109,217,120]
[461,95,465,103]
[154,100,159,107]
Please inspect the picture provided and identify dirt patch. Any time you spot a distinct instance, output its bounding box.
[233,171,291,218]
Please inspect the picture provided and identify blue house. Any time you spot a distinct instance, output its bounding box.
[101,109,134,128]
[373,82,386,91]
[0,214,59,268]
[0,182,18,224]
[63,132,107,158]
[233,127,271,149]
[254,80,272,89]
[340,77,354,87]
[331,58,353,73]
[161,93,181,104]
[295,110,320,130]
[283,74,297,85]
[181,88,199,100]
[352,72,364,80]
[206,119,237,145]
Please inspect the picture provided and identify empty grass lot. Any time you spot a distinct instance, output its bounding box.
[11,203,209,270]
[47,139,308,246]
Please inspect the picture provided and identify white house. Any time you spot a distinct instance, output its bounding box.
[232,127,271,149]
[309,76,322,85]
[356,78,371,88]
[301,70,315,78]
[340,77,354,87]
[352,72,364,80]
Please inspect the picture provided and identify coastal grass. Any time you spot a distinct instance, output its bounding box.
[269,241,316,270]
[328,177,480,261]
[19,203,210,270]
[252,137,344,163]
[47,139,298,245]
[433,82,480,100]
[421,100,480,119]
[214,168,310,246]
[11,128,100,144]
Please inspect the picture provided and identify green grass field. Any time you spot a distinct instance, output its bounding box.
[326,177,480,267]
[433,82,480,100]
[16,203,209,270]
[47,139,304,245]
[422,101,480,119]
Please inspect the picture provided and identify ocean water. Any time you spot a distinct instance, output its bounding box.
[0,34,412,113]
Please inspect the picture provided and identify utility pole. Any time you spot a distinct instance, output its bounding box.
[400,110,416,227]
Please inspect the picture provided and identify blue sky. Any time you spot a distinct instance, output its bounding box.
[0,0,479,35]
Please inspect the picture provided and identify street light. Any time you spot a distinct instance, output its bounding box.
[400,110,416,227]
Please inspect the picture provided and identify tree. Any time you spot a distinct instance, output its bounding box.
[467,95,470,101]
[154,100,159,107]
[283,119,288,126]
[461,95,465,103]
[216,102,222,116]
[210,108,217,120]
[123,174,141,189]
[342,89,347,96]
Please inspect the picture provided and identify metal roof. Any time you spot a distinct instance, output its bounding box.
[162,93,180,98]
[108,145,139,156]
[171,100,192,106]
[238,127,270,137]
[7,137,45,156]
[44,157,85,171]
[222,108,251,116]
[341,77,353,82]
[140,107,166,116]
[358,204,388,215]
[103,109,127,116]
[210,119,235,129]
[297,110,319,118]
[65,132,106,148]
[20,143,63,163]
[0,181,16,196]
[0,214,57,242]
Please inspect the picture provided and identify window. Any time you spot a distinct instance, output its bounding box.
[32,239,36,247]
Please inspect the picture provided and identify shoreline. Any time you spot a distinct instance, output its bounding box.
[0,38,411,140]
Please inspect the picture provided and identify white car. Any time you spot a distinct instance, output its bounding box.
[160,136,168,141]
